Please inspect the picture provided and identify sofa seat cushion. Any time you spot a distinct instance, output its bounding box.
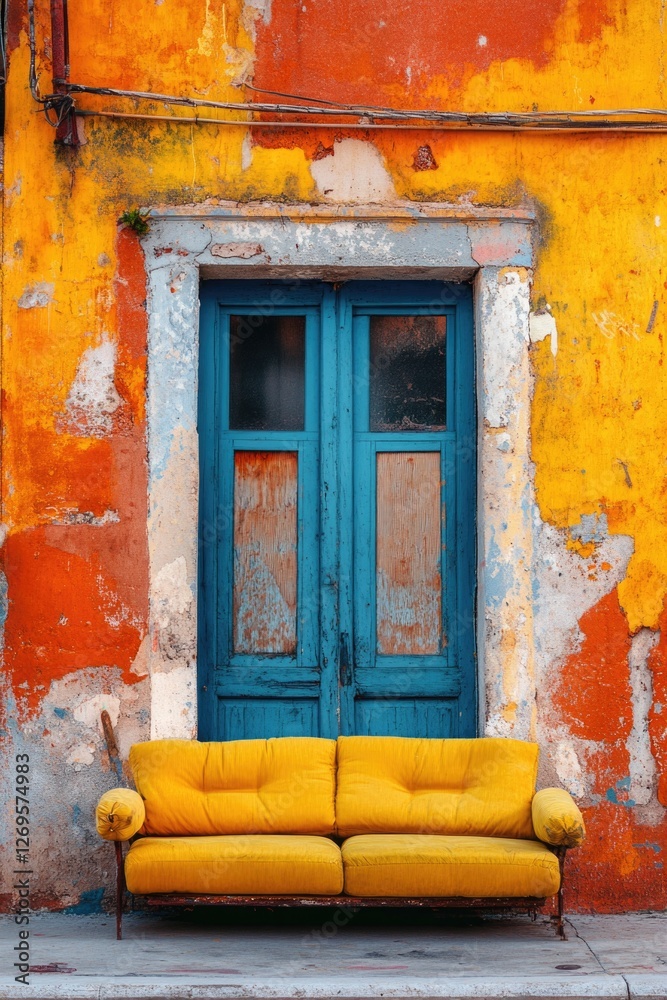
[336,737,538,839]
[125,835,343,895]
[341,835,560,899]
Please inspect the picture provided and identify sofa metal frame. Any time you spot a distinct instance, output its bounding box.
[112,840,568,942]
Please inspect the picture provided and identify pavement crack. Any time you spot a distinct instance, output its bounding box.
[565,917,609,975]
[621,973,632,999]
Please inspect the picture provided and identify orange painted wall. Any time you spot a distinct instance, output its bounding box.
[1,0,667,912]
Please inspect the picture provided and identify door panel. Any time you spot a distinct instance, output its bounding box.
[355,699,458,738]
[349,296,462,738]
[375,451,442,656]
[198,287,323,740]
[233,451,298,655]
[198,281,476,741]
[220,698,320,741]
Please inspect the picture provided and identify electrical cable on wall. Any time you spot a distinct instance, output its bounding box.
[26,0,667,135]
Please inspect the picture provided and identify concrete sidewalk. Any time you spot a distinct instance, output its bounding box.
[1,909,666,1000]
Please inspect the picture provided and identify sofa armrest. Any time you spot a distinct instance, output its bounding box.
[532,788,585,848]
[96,788,145,842]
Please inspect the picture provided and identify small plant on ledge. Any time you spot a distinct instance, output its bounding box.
[118,208,151,236]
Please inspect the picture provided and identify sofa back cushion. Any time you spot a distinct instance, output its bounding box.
[336,736,538,839]
[129,737,337,836]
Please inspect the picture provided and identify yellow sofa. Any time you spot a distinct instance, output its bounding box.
[96,736,585,940]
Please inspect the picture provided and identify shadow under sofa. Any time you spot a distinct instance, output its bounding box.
[95,735,585,940]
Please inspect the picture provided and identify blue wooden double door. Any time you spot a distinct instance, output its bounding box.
[198,281,476,741]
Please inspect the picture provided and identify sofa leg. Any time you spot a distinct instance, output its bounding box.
[553,846,567,940]
[115,841,124,941]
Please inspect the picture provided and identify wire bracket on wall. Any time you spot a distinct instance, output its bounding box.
[28,0,83,145]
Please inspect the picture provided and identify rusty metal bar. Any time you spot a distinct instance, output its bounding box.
[100,710,123,783]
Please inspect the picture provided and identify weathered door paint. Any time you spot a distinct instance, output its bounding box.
[198,281,475,740]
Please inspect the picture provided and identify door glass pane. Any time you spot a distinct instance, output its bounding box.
[230,315,305,430]
[369,315,446,431]
[376,452,442,655]
[233,451,298,654]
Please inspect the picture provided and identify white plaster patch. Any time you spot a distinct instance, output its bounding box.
[475,267,535,740]
[484,714,513,738]
[63,334,121,437]
[627,627,660,806]
[478,269,531,429]
[529,308,558,356]
[153,556,194,630]
[66,743,96,768]
[146,250,199,737]
[150,666,197,739]
[73,693,121,730]
[553,741,585,798]
[241,133,253,171]
[18,282,54,309]
[310,140,396,204]
[478,35,488,46]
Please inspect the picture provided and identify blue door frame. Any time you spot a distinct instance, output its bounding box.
[198,280,476,740]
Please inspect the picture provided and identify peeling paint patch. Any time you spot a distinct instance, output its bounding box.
[241,134,253,170]
[606,779,636,808]
[245,0,272,25]
[153,556,194,630]
[66,743,96,768]
[17,282,54,309]
[529,307,558,356]
[52,509,120,526]
[633,841,662,853]
[63,889,105,915]
[0,570,8,632]
[130,634,150,678]
[593,310,640,341]
[469,227,531,268]
[571,512,609,545]
[412,145,438,171]
[210,242,264,259]
[150,665,196,739]
[628,627,661,808]
[62,335,122,438]
[72,693,121,730]
[310,139,396,203]
[535,520,633,675]
[554,741,585,798]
